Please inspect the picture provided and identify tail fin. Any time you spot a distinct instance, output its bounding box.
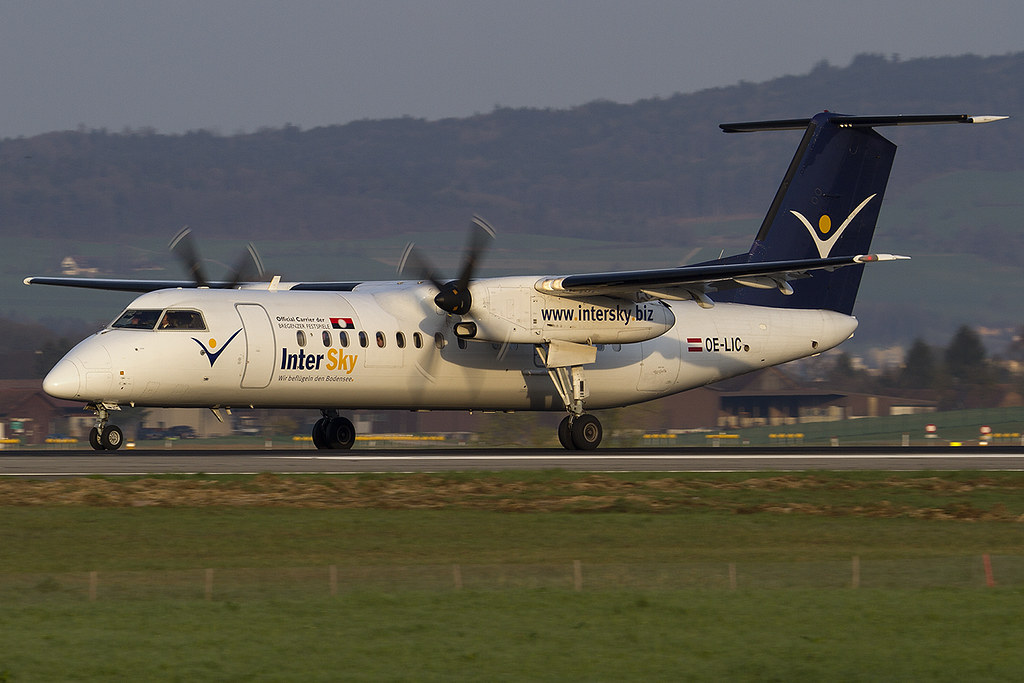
[713,112,1002,314]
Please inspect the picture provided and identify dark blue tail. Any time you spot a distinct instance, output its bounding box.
[712,111,898,314]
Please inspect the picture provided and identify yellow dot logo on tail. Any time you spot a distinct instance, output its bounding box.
[209,339,217,348]
[818,215,831,234]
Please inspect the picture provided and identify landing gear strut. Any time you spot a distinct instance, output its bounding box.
[87,403,123,451]
[312,409,356,450]
[536,343,603,450]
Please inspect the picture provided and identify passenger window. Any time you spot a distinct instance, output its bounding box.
[322,331,332,347]
[375,331,386,348]
[112,309,161,330]
[413,332,423,348]
[396,332,406,348]
[434,332,446,349]
[457,338,467,350]
[339,331,349,347]
[296,330,307,347]
[358,331,368,348]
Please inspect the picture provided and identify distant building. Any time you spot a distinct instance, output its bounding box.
[60,256,100,276]
[0,380,79,444]
[573,367,938,431]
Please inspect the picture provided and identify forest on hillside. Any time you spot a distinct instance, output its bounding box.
[1,52,1022,259]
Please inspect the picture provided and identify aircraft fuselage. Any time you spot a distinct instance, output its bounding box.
[44,282,857,412]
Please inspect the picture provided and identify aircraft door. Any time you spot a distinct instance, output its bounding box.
[236,304,276,389]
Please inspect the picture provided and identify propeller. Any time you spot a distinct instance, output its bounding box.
[398,216,496,315]
[169,227,209,287]
[169,226,266,288]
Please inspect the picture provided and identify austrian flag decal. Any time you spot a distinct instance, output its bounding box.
[331,317,355,330]
[687,338,703,353]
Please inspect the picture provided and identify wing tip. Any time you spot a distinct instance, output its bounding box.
[968,115,1010,124]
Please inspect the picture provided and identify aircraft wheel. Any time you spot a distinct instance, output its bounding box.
[570,414,602,450]
[558,416,577,450]
[100,425,124,451]
[89,427,104,451]
[311,418,330,449]
[327,416,356,450]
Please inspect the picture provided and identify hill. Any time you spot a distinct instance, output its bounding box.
[2,52,1022,249]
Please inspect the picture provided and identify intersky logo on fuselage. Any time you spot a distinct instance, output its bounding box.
[790,194,876,258]
[192,329,242,367]
[280,347,358,374]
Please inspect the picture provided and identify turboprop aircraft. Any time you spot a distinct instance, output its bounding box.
[26,111,1005,451]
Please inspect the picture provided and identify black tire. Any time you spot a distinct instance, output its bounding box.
[311,418,330,449]
[570,414,602,450]
[100,425,123,451]
[89,427,104,451]
[326,416,356,450]
[558,416,577,450]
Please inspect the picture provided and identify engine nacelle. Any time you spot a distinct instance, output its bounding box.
[457,277,675,344]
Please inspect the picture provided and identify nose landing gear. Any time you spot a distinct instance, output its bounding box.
[89,425,124,451]
[86,403,124,451]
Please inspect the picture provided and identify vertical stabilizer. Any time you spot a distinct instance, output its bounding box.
[715,112,896,314]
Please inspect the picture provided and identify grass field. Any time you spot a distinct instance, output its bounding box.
[2,471,1024,680]
[4,590,1024,681]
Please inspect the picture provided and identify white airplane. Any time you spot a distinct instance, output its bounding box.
[27,112,1005,451]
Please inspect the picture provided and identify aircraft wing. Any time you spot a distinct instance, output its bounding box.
[23,277,210,292]
[23,277,364,292]
[535,253,907,302]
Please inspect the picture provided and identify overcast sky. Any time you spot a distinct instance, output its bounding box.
[1,1,1022,139]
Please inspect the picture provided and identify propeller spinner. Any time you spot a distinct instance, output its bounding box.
[399,216,496,315]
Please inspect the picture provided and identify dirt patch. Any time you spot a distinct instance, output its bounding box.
[0,473,1021,521]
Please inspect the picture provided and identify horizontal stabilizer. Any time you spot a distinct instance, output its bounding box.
[720,113,1007,133]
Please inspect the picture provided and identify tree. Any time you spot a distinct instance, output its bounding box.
[825,352,873,392]
[944,325,989,384]
[899,338,936,389]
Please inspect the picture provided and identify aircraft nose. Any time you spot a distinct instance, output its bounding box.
[43,359,81,400]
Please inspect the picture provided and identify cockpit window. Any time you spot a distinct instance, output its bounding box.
[111,309,162,330]
[158,310,207,330]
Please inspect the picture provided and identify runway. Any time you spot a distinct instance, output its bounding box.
[1,445,1022,476]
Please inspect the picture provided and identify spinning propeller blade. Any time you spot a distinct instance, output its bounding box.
[169,227,209,288]
[399,216,496,315]
[169,227,267,288]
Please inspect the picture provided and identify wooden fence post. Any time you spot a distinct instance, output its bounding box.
[983,554,996,587]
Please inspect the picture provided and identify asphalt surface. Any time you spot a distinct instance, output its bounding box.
[1,445,1022,476]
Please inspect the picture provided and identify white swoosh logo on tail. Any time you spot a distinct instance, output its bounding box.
[790,194,876,258]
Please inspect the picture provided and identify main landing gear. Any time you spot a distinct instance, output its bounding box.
[87,403,123,451]
[537,343,603,450]
[312,409,356,450]
[557,413,603,450]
